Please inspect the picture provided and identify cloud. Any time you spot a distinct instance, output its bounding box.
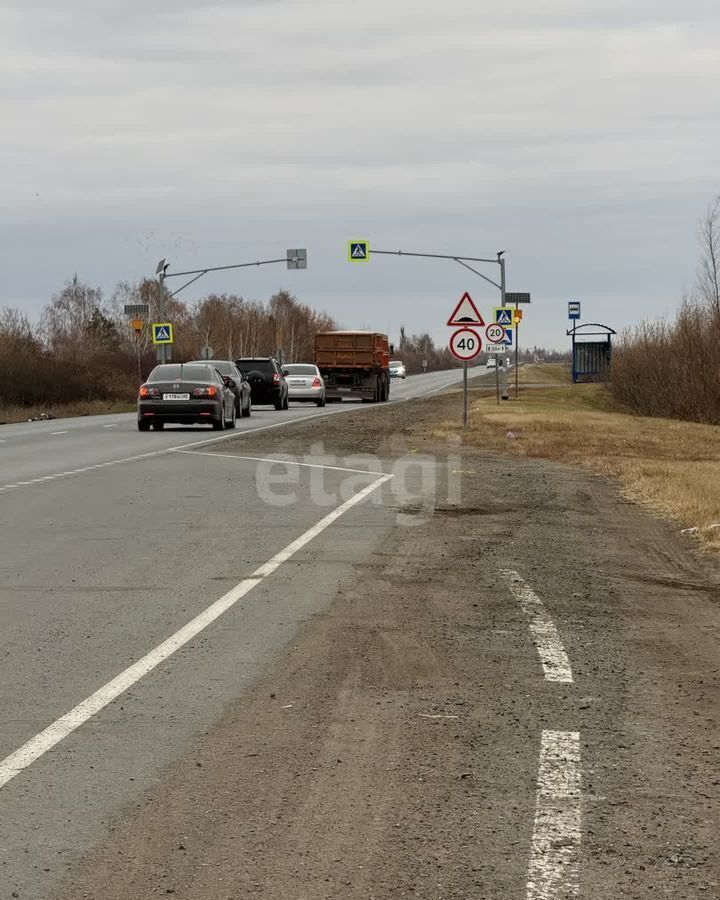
[1,0,719,348]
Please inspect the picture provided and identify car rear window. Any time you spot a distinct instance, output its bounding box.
[187,361,232,375]
[236,359,274,374]
[148,365,213,382]
[390,361,403,367]
[284,365,316,375]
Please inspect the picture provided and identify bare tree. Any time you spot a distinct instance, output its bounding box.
[697,195,720,319]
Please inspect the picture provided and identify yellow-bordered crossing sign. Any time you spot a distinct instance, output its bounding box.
[152,322,174,345]
[348,240,370,262]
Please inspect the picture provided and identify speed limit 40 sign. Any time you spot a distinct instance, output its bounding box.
[449,327,482,361]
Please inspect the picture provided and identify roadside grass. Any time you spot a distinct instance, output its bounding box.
[0,400,135,425]
[516,363,572,385]
[434,366,720,551]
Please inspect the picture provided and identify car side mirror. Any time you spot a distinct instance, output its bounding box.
[223,376,236,389]
[281,367,289,376]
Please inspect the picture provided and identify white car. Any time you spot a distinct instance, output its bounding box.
[486,357,497,369]
[389,360,406,379]
[282,363,326,406]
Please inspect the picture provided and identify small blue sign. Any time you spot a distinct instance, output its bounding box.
[568,301,581,320]
[504,328,513,346]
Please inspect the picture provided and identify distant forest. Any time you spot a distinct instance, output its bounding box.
[0,279,465,409]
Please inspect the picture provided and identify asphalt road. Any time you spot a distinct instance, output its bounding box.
[0,367,482,900]
[0,368,474,491]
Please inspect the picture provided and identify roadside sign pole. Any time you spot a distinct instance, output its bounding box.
[463,360,468,427]
[495,360,500,405]
[157,270,166,365]
[515,317,519,399]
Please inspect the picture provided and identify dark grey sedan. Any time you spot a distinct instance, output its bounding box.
[137,363,237,431]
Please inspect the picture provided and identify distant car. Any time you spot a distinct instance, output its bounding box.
[186,360,251,417]
[235,357,288,410]
[486,358,497,369]
[281,363,326,406]
[389,360,406,379]
[138,363,237,431]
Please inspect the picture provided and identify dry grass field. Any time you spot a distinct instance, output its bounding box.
[435,365,720,551]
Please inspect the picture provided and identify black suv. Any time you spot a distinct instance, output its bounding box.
[235,357,289,410]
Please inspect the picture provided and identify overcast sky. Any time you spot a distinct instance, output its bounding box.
[2,0,719,350]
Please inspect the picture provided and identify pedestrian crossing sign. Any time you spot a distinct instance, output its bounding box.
[493,307,514,328]
[348,240,369,262]
[152,322,174,345]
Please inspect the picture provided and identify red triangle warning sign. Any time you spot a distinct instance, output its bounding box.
[447,292,485,327]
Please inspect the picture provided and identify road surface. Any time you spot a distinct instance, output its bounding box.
[1,370,716,900]
[0,368,476,899]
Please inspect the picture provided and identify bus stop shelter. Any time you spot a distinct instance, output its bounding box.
[567,323,616,383]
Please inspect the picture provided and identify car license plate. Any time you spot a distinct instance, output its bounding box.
[163,393,190,400]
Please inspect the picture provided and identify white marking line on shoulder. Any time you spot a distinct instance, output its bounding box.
[527,730,582,900]
[0,474,392,791]
[501,569,574,683]
[173,448,387,476]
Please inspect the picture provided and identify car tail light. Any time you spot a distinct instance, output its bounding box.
[273,373,280,383]
[139,385,159,398]
[193,386,217,397]
[311,377,321,388]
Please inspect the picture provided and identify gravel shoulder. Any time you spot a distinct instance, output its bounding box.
[54,389,720,900]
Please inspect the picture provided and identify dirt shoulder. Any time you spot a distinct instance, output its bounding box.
[55,387,720,899]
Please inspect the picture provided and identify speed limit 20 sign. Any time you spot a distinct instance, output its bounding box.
[449,327,482,361]
[485,322,506,344]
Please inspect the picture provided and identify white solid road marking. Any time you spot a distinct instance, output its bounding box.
[527,730,582,900]
[0,474,392,791]
[175,448,387,476]
[501,570,573,683]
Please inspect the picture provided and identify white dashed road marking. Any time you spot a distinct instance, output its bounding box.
[0,474,392,790]
[50,431,68,435]
[527,730,582,900]
[501,569,574,683]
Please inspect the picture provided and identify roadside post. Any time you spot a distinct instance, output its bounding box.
[485,323,506,405]
[124,303,149,381]
[448,295,484,427]
[503,293,531,398]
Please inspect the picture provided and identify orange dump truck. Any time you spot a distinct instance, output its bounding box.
[314,331,392,402]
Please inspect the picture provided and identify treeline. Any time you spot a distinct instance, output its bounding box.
[610,197,720,424]
[396,326,456,373]
[0,277,336,408]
